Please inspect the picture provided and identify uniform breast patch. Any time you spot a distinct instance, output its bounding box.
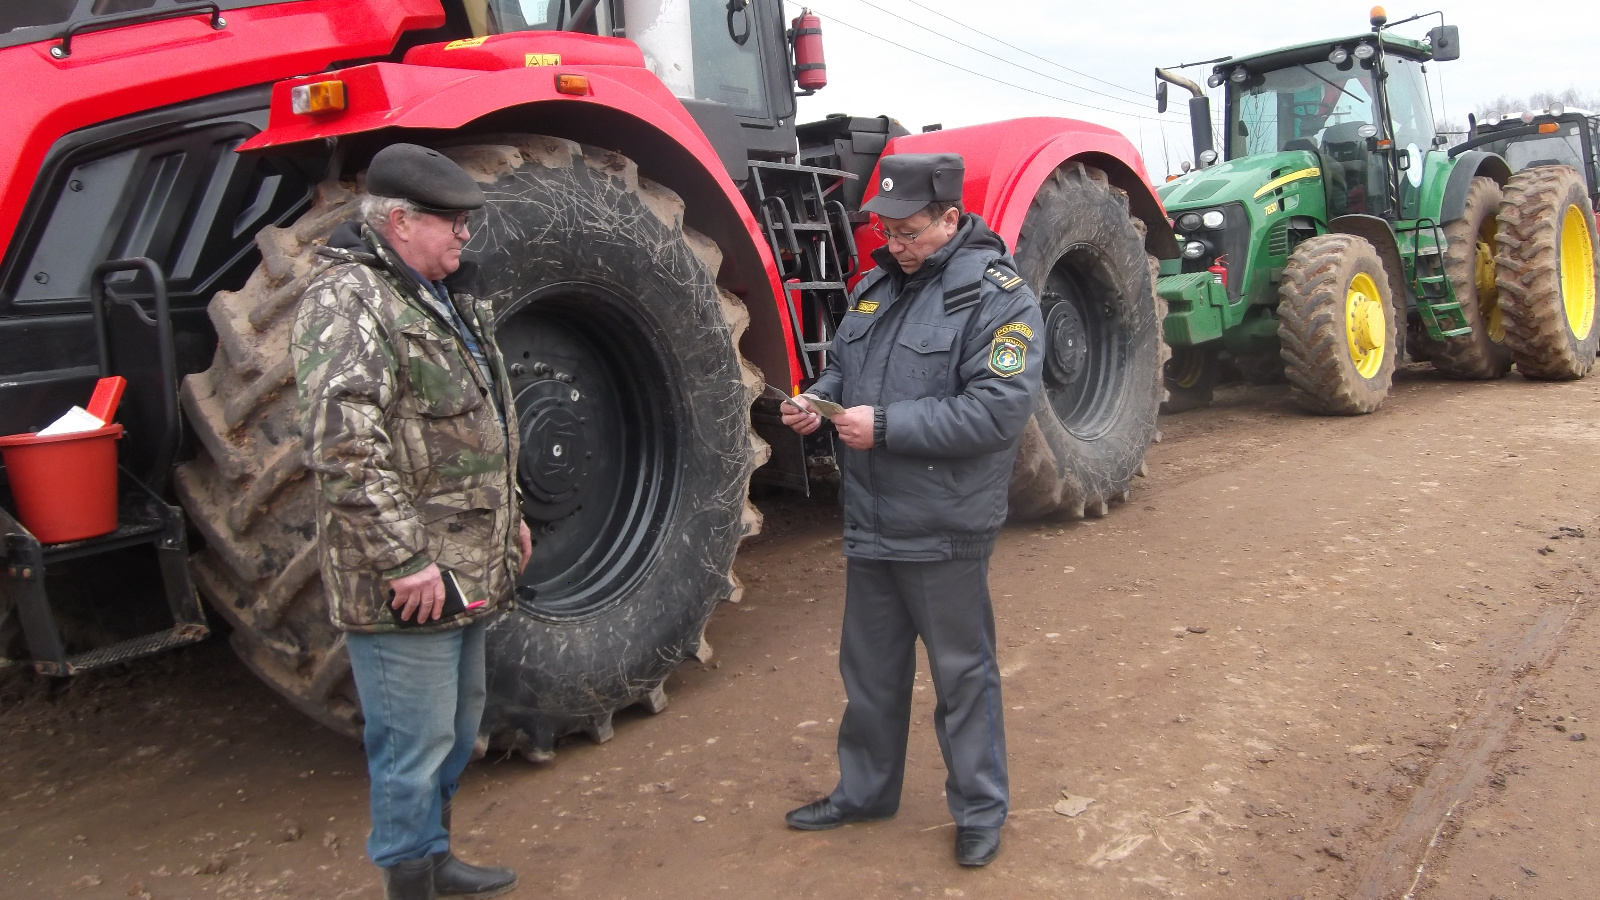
[984,265,1025,291]
[855,299,880,314]
[989,333,1028,377]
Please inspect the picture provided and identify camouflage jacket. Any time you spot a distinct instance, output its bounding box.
[290,221,522,633]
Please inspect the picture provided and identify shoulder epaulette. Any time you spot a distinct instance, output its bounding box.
[984,264,1025,292]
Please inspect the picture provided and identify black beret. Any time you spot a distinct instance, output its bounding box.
[367,143,485,211]
[861,152,964,219]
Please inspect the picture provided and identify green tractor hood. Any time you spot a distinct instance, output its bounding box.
[1156,150,1331,348]
[1159,150,1323,212]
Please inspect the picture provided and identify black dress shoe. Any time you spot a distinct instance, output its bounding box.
[432,852,517,898]
[955,826,1001,866]
[784,798,895,831]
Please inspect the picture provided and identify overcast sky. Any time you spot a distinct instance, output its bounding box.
[782,0,1596,178]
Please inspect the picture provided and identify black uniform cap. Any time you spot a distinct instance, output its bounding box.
[861,152,964,220]
[366,143,485,212]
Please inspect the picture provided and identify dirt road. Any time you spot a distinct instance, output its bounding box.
[3,366,1598,899]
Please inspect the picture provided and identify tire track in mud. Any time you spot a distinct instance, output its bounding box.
[1354,570,1594,899]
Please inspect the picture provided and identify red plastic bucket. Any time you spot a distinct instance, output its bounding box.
[0,424,123,543]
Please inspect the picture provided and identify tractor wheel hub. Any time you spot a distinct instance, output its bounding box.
[517,374,591,520]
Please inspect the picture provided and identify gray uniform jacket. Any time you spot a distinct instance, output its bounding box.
[809,214,1044,561]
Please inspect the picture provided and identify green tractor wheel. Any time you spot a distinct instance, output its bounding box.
[1162,345,1219,413]
[1414,175,1512,379]
[1276,233,1397,415]
[1495,165,1599,380]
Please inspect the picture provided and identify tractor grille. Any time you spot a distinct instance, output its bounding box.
[1267,221,1292,257]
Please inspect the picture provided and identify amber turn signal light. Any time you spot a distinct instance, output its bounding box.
[1538,122,1560,134]
[556,74,590,95]
[290,80,347,115]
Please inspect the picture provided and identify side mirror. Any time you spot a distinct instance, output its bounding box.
[1157,81,1169,114]
[1427,25,1460,62]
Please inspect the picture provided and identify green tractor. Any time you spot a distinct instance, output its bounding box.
[1152,10,1600,414]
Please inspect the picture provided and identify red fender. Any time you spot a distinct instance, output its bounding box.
[0,0,441,256]
[240,32,798,390]
[854,117,1178,268]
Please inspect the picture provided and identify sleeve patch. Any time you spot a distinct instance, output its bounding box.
[988,334,1027,377]
[994,321,1035,341]
[984,265,1025,291]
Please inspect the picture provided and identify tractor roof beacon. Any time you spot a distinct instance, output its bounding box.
[1151,7,1598,416]
[0,0,1176,759]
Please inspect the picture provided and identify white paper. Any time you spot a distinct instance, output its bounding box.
[36,406,105,437]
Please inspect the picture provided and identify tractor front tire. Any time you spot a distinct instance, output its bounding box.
[1008,162,1166,520]
[1495,165,1599,380]
[175,137,763,758]
[1277,233,1396,415]
[1415,175,1512,379]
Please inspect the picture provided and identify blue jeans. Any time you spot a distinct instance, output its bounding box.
[346,619,487,867]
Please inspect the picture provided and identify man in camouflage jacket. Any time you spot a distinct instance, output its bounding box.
[290,144,528,900]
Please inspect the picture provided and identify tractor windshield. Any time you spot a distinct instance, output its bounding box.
[1227,60,1376,160]
[1491,128,1586,172]
[485,0,771,118]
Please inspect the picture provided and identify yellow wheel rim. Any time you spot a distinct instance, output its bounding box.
[1171,350,1207,388]
[1345,271,1387,378]
[1559,203,1596,341]
[1475,228,1503,343]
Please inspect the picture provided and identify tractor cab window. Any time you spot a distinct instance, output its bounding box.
[688,0,770,118]
[1494,126,1586,172]
[1384,55,1435,217]
[1230,59,1384,217]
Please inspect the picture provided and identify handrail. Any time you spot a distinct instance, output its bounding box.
[88,258,181,493]
[51,2,226,59]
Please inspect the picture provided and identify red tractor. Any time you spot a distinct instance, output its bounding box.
[0,0,1175,759]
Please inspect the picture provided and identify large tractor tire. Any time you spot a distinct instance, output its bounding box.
[1008,162,1167,520]
[1277,233,1396,415]
[1495,165,1599,380]
[1161,345,1219,414]
[1414,175,1512,379]
[175,136,763,758]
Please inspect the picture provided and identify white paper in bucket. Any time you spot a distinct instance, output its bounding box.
[36,406,106,437]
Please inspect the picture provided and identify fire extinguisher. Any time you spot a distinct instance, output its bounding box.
[1208,257,1228,289]
[791,9,827,93]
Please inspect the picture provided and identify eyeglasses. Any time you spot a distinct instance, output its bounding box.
[415,208,473,236]
[870,217,938,245]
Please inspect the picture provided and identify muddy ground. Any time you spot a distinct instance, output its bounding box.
[3,365,1598,899]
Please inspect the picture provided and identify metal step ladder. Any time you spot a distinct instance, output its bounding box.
[0,258,207,675]
[1405,220,1474,338]
[747,159,859,379]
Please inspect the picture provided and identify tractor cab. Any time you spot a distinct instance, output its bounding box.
[1453,107,1600,211]
[1215,32,1439,221]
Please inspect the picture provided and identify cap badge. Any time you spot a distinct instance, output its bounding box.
[881,177,894,192]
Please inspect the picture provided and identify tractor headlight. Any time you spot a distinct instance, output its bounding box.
[1198,149,1219,167]
[1229,67,1249,83]
[1327,46,1349,65]
[1177,213,1202,232]
[1208,71,1225,88]
[1353,42,1375,60]
[1548,102,1565,116]
[1201,210,1226,230]
[1182,239,1208,260]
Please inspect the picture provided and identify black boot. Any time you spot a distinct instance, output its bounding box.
[434,799,518,898]
[382,858,437,900]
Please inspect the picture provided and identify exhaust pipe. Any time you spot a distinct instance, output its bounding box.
[1156,67,1215,168]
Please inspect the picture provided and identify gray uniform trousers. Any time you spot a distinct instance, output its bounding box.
[828,556,1009,827]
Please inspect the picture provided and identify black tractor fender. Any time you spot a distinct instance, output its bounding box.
[1439,151,1512,223]
[1329,213,1410,359]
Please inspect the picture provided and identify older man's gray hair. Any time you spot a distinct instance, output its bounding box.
[362,193,422,235]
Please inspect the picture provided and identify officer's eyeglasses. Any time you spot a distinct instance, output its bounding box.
[870,217,937,245]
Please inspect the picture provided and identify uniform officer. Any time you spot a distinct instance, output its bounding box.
[782,153,1044,867]
[291,144,530,900]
